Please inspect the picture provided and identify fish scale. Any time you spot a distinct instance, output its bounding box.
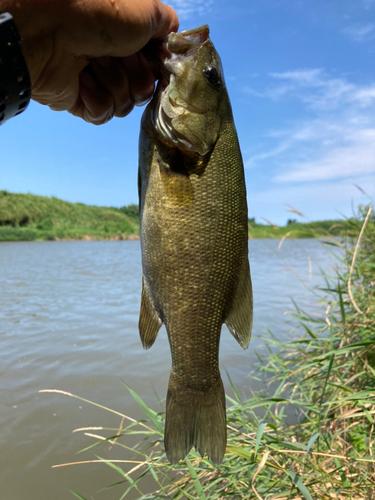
[138,25,253,465]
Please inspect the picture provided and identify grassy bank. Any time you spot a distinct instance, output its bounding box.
[247,218,347,239]
[46,204,375,499]
[0,190,350,241]
[0,190,139,241]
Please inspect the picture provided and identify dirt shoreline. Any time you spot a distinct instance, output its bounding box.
[52,234,141,241]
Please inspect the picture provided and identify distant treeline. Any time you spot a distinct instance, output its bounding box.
[118,203,139,218]
[247,214,351,239]
[0,190,352,241]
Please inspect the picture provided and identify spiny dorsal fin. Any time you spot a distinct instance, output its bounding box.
[225,258,253,349]
[139,277,162,349]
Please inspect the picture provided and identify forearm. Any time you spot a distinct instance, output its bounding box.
[0,0,61,41]
[0,1,66,89]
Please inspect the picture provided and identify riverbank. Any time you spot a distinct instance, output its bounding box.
[63,205,375,499]
[1,234,329,499]
[0,190,350,241]
[0,190,139,241]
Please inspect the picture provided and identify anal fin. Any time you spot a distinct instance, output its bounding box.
[139,277,162,349]
[225,258,253,350]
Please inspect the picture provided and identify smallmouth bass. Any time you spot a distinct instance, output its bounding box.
[138,25,253,465]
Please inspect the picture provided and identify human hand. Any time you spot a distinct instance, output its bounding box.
[0,0,179,124]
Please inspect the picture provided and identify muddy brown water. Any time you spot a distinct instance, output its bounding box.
[0,239,338,499]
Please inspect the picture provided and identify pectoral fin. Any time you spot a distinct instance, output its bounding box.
[225,259,253,350]
[139,278,162,349]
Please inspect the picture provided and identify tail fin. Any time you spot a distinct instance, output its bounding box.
[164,373,226,465]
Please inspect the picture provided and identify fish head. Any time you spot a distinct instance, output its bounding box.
[152,25,227,156]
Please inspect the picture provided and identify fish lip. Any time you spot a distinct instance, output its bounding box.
[167,25,210,53]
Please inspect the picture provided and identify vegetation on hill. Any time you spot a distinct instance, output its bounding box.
[247,217,348,239]
[48,204,375,499]
[0,190,139,241]
[0,190,351,242]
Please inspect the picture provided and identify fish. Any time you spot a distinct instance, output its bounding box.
[138,25,253,465]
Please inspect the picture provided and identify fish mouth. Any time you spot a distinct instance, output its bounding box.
[164,25,209,78]
[151,26,210,153]
[167,25,210,55]
[142,25,210,94]
[152,78,202,153]
[155,25,210,84]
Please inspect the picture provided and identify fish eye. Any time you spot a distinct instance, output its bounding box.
[203,65,220,84]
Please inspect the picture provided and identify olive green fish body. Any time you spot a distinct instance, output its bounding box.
[138,25,252,465]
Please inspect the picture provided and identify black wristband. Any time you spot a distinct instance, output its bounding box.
[0,12,31,125]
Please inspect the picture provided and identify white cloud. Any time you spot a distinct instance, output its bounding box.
[354,87,375,105]
[243,84,295,101]
[244,69,375,111]
[342,24,375,42]
[164,0,213,20]
[247,175,375,221]
[249,176,375,205]
[244,143,291,169]
[275,128,375,182]
[270,69,323,84]
[272,69,375,110]
[243,69,375,185]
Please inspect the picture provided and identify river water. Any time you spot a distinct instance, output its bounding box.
[0,239,339,500]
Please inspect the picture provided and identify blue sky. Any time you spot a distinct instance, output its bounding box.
[2,0,375,224]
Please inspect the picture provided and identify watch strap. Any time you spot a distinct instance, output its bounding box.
[0,12,31,125]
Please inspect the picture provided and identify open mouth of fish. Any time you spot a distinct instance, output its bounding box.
[151,25,211,152]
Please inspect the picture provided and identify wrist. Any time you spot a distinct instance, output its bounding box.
[0,0,62,84]
[0,12,31,125]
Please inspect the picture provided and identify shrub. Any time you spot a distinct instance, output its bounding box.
[36,217,53,230]
[0,227,38,241]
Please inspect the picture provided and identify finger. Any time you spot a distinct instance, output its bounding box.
[58,0,179,58]
[119,52,155,106]
[70,68,116,125]
[151,1,179,39]
[90,57,137,117]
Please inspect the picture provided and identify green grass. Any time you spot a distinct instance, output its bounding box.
[248,219,350,239]
[0,190,352,241]
[0,226,39,241]
[42,204,375,499]
[0,190,139,241]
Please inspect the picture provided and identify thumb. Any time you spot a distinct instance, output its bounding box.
[151,1,179,39]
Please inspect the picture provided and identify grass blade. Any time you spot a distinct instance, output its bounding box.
[305,433,320,455]
[185,457,207,500]
[69,491,89,500]
[285,470,314,500]
[121,381,163,434]
[254,422,268,460]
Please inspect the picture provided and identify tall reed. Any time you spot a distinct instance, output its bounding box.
[45,204,375,500]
